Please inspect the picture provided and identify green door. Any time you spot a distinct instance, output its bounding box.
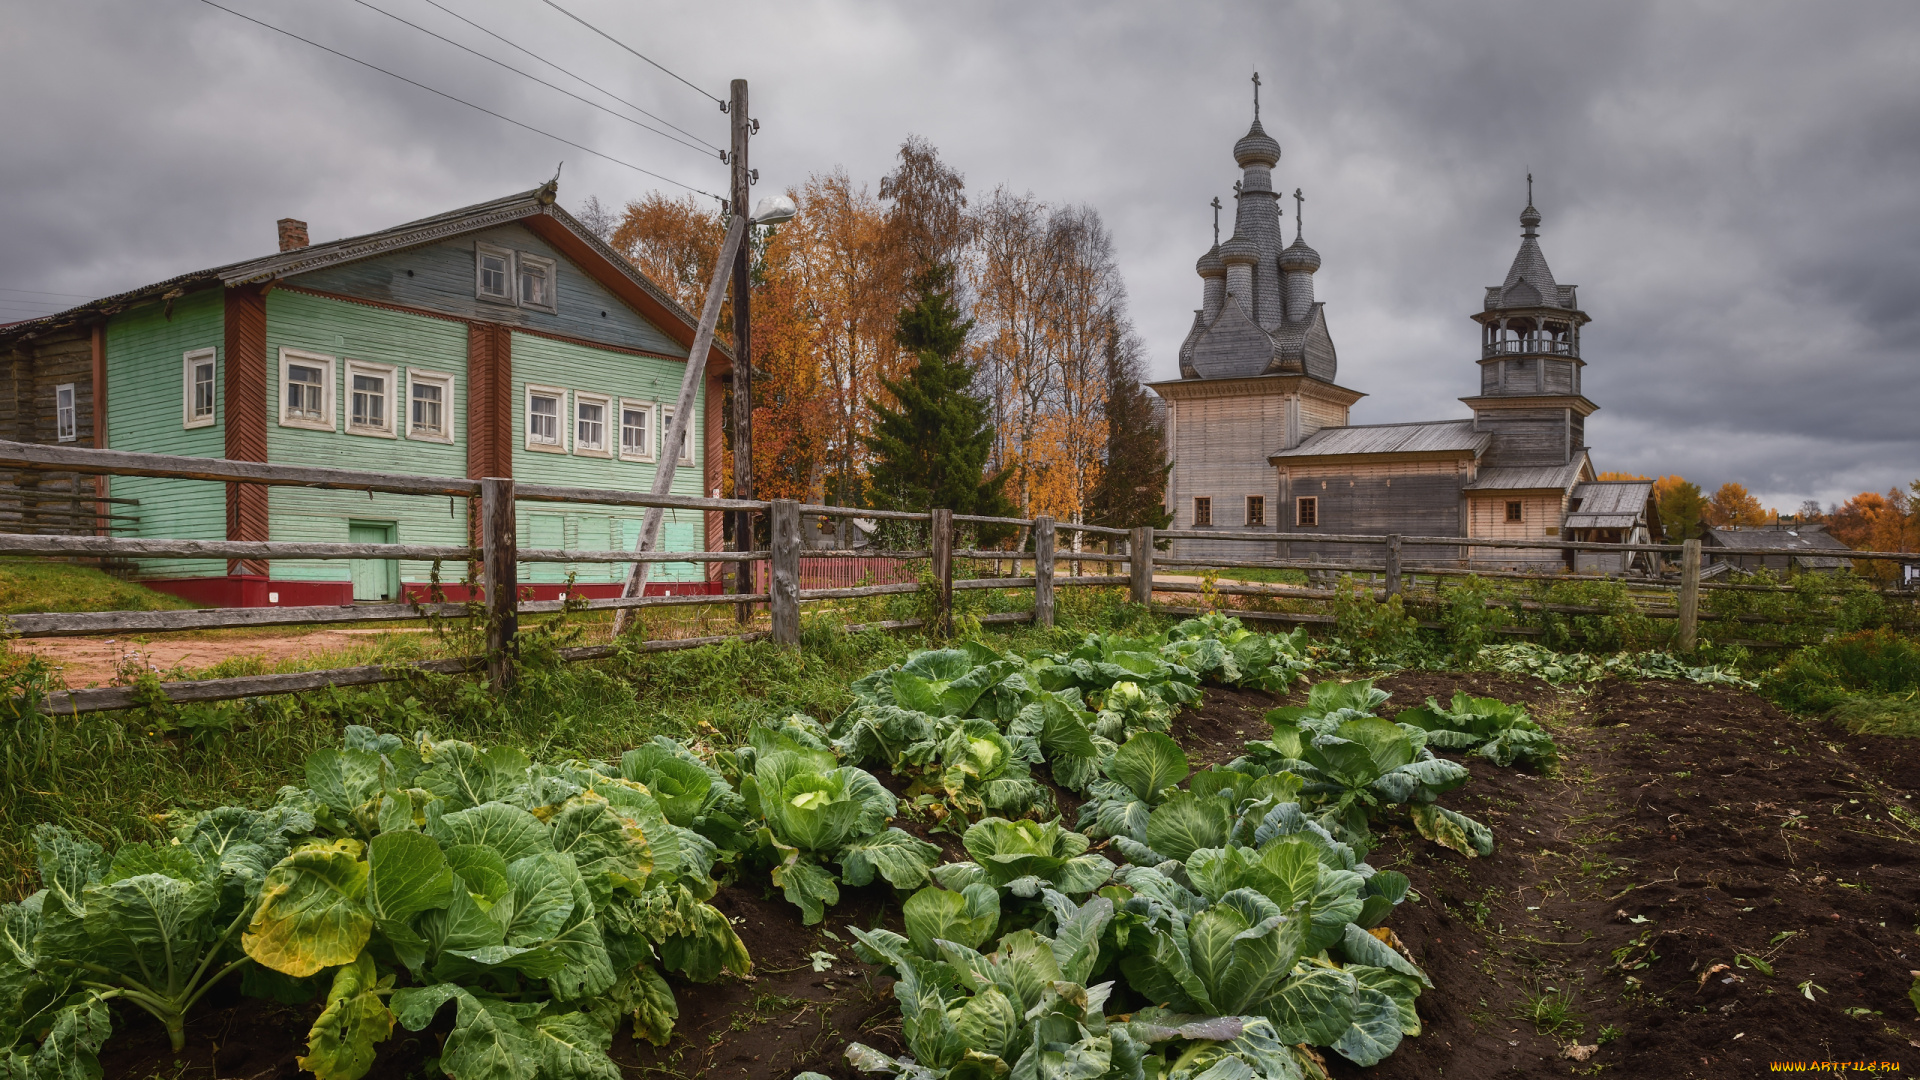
[349,522,399,602]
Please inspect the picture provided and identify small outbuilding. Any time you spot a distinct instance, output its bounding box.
[1701,524,1854,574]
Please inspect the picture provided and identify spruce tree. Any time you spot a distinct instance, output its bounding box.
[1087,329,1172,529]
[863,265,1013,520]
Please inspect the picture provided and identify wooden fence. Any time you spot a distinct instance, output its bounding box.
[0,439,1913,714]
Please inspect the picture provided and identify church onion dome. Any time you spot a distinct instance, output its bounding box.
[1218,233,1259,265]
[1195,243,1225,277]
[1278,235,1321,272]
[1520,202,1543,230]
[1233,118,1282,168]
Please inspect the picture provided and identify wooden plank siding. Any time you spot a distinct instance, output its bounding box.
[1167,392,1289,564]
[1278,459,1471,562]
[104,291,227,578]
[284,223,687,359]
[507,332,705,584]
[0,326,99,531]
[1473,408,1572,467]
[260,289,472,588]
[1467,492,1568,566]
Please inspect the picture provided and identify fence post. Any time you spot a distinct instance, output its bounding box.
[1677,537,1702,652]
[1033,515,1056,628]
[769,499,800,647]
[480,477,517,691]
[1129,526,1154,605]
[1384,534,1402,598]
[931,508,954,636]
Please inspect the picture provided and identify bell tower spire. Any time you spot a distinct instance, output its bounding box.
[1464,184,1596,465]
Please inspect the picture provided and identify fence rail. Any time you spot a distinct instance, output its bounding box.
[1,439,1913,713]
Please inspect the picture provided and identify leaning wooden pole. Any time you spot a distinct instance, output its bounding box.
[613,215,750,635]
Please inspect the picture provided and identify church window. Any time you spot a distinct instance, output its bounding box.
[1505,500,1524,523]
[1295,496,1318,527]
[1246,496,1265,526]
[1193,497,1212,527]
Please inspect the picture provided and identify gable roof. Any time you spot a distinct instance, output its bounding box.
[0,182,730,368]
[1565,480,1652,530]
[1270,419,1489,461]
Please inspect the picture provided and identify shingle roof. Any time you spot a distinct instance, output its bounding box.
[1564,480,1652,529]
[1270,419,1489,459]
[1465,462,1586,491]
[1488,202,1566,311]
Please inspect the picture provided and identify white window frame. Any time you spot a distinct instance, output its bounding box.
[54,383,77,443]
[525,383,568,452]
[573,391,612,458]
[516,252,558,313]
[476,242,514,304]
[344,360,397,438]
[278,348,336,431]
[660,405,694,465]
[404,368,456,444]
[182,348,217,429]
[618,398,656,462]
[1295,496,1318,527]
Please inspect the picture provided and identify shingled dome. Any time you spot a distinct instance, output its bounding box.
[1218,233,1260,264]
[1195,243,1225,277]
[1278,234,1321,272]
[1233,118,1281,168]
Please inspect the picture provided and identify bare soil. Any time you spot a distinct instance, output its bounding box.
[1327,672,1920,1079]
[90,672,1920,1079]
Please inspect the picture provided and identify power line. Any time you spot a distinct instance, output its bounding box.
[347,0,723,159]
[538,0,724,108]
[193,0,724,202]
[414,0,722,154]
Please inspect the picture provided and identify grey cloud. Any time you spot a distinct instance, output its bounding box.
[2,0,1913,509]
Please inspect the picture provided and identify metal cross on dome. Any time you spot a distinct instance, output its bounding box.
[1210,196,1222,244]
[1252,71,1261,118]
[1294,188,1304,235]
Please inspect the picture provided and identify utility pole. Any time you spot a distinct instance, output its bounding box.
[728,78,755,621]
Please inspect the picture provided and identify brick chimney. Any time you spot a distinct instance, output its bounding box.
[277,218,309,253]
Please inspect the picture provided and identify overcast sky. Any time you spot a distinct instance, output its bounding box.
[4,1,1915,509]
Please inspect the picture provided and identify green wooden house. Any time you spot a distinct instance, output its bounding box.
[0,181,731,605]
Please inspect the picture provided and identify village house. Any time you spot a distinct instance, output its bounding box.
[0,181,730,605]
[1153,100,1657,571]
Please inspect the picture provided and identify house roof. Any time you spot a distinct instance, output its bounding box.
[1564,480,1652,530]
[1704,526,1855,568]
[1465,461,1587,492]
[1269,419,1489,461]
[0,182,728,366]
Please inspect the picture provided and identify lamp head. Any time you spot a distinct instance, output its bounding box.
[750,194,796,225]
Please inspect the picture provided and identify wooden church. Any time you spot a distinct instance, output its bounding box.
[1152,91,1656,572]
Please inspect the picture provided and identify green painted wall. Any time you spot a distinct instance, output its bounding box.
[262,290,472,584]
[509,332,704,583]
[103,290,226,578]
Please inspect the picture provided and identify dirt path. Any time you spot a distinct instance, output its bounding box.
[13,628,431,686]
[1331,672,1920,1079]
